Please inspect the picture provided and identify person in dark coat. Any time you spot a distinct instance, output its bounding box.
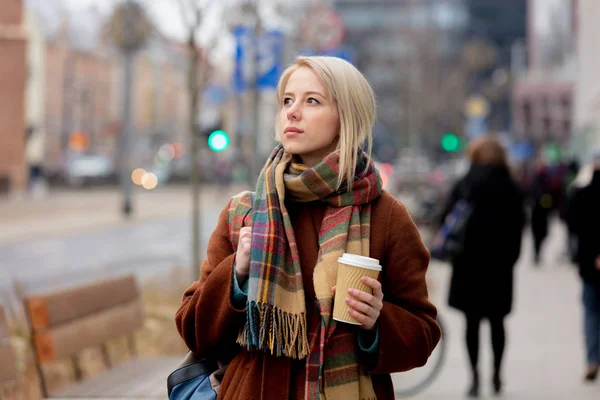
[567,150,600,382]
[438,135,525,397]
[528,163,552,265]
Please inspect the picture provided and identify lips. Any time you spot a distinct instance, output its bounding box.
[284,127,304,134]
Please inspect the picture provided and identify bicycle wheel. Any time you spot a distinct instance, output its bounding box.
[392,314,447,397]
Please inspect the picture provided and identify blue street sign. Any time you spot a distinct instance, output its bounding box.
[233,27,284,93]
[233,26,252,92]
[257,30,284,90]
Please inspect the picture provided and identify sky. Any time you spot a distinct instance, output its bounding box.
[61,0,189,40]
[55,0,303,72]
[58,0,242,66]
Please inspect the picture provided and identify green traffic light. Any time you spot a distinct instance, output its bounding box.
[208,130,230,152]
[441,133,460,152]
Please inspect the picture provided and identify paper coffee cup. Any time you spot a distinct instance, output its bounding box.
[333,253,382,325]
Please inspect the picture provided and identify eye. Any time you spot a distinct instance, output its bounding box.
[283,97,293,106]
[307,97,320,105]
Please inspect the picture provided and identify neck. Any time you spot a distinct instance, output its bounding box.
[298,155,320,168]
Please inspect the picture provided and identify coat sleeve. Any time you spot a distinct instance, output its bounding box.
[567,188,582,235]
[175,200,246,359]
[506,190,526,266]
[369,199,441,374]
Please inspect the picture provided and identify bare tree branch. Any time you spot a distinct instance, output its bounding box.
[177,0,195,32]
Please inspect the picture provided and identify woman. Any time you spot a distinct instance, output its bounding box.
[438,136,525,397]
[567,150,600,382]
[175,56,440,399]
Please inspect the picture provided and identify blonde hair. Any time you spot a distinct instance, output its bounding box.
[466,135,508,166]
[275,56,376,188]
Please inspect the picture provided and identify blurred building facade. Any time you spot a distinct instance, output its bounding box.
[574,0,600,161]
[332,0,527,160]
[333,0,469,160]
[43,20,115,174]
[465,0,527,133]
[512,0,577,145]
[127,39,189,172]
[23,1,194,184]
[0,0,27,195]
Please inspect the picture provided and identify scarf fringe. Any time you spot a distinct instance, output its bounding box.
[237,301,310,359]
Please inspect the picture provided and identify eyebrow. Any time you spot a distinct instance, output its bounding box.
[283,91,326,98]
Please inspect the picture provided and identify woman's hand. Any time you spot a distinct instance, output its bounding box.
[235,227,252,283]
[334,277,384,331]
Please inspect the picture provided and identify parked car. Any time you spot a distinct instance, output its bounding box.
[63,154,117,187]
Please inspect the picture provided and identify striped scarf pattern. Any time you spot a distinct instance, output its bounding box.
[231,144,382,399]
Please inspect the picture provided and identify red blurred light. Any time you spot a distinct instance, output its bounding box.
[172,142,185,158]
[380,163,394,177]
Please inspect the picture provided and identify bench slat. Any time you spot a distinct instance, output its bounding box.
[54,357,181,398]
[26,275,138,331]
[0,344,18,382]
[33,300,143,364]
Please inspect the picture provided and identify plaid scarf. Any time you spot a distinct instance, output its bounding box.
[230,144,382,399]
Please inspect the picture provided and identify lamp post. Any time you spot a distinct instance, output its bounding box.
[106,1,152,217]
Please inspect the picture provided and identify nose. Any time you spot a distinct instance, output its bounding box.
[286,102,301,121]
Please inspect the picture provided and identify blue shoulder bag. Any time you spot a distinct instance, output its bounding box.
[431,185,473,261]
[167,353,219,399]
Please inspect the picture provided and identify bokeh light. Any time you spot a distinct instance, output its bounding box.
[141,172,158,190]
[380,163,394,178]
[158,143,175,161]
[381,173,389,189]
[154,153,170,168]
[172,142,185,158]
[131,168,146,185]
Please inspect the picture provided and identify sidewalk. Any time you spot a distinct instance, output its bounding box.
[398,220,599,399]
[0,184,249,244]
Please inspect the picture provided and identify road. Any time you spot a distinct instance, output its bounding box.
[0,214,217,283]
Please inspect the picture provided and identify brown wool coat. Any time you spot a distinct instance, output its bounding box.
[175,191,441,400]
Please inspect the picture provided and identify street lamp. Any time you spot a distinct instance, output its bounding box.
[106,1,152,217]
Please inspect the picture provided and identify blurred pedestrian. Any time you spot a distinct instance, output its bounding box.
[528,161,552,265]
[561,158,581,263]
[566,149,600,382]
[25,125,47,197]
[438,135,525,397]
[175,56,440,399]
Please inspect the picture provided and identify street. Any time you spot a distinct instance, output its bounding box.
[0,185,242,310]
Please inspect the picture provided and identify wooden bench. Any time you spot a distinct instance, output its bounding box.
[0,304,18,396]
[24,275,180,398]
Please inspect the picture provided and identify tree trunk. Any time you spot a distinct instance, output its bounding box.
[189,32,201,280]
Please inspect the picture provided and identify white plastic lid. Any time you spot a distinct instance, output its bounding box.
[337,253,381,271]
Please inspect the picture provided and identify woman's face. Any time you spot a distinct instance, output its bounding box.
[279,66,340,167]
